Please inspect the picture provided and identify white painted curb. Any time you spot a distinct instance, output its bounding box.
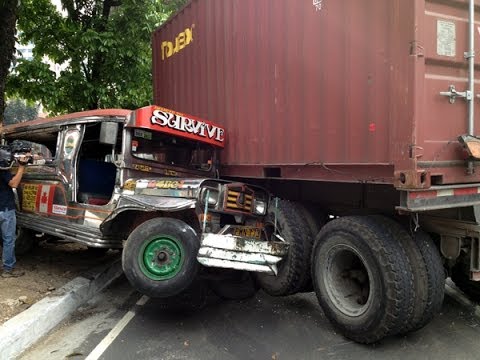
[0,259,123,360]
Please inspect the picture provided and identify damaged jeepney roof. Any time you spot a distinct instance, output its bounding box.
[1,109,132,140]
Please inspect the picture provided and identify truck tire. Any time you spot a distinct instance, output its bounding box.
[411,230,445,330]
[311,216,414,344]
[296,203,326,293]
[209,271,259,300]
[451,254,480,301]
[156,280,208,311]
[14,226,35,255]
[369,216,427,334]
[255,199,309,296]
[122,217,199,298]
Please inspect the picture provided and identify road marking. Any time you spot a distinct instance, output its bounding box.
[85,295,149,360]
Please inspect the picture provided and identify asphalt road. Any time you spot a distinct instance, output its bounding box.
[20,276,480,360]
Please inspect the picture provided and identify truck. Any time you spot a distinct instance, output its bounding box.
[0,105,288,302]
[152,0,480,343]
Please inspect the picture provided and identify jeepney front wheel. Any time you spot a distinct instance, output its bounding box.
[122,218,200,298]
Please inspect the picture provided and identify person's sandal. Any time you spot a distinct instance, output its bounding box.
[1,269,25,278]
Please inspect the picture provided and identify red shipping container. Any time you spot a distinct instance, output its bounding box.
[153,0,480,190]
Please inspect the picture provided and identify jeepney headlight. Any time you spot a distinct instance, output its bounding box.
[201,188,219,206]
[253,199,267,215]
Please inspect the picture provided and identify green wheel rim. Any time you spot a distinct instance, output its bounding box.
[139,236,184,280]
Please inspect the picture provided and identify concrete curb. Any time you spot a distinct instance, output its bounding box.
[445,279,480,319]
[0,258,123,360]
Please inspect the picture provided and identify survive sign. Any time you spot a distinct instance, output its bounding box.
[131,105,226,147]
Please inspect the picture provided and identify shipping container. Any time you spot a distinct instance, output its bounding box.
[153,0,480,191]
[153,0,480,344]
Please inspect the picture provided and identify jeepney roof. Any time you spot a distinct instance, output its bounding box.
[1,109,132,139]
[1,106,226,148]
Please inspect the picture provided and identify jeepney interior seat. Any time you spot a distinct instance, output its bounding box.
[77,159,116,205]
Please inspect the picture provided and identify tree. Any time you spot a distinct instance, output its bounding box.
[7,0,186,115]
[4,98,38,125]
[0,0,20,125]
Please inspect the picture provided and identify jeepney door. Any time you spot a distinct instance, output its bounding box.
[17,125,83,222]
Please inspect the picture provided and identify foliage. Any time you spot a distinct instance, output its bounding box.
[4,98,38,125]
[0,0,20,124]
[7,0,187,115]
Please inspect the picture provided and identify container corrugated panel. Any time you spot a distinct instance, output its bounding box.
[153,0,480,189]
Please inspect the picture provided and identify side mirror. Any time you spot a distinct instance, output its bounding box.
[99,122,119,145]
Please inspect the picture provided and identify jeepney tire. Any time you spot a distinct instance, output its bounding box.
[209,271,259,300]
[122,217,199,298]
[295,203,327,293]
[14,226,36,255]
[255,199,309,296]
[369,216,428,334]
[451,253,480,301]
[311,216,414,344]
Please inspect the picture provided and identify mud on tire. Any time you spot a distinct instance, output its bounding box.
[311,216,414,344]
[122,217,199,298]
[255,199,310,296]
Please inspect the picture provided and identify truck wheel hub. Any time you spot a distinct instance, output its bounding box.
[325,245,373,317]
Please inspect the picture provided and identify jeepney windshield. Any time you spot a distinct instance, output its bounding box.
[131,128,214,171]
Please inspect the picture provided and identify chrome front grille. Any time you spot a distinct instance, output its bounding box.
[225,185,254,213]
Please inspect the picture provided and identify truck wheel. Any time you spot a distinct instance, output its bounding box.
[255,199,309,296]
[122,217,199,298]
[312,216,414,344]
[209,271,259,300]
[14,226,35,255]
[156,280,208,311]
[296,203,326,293]
[369,216,427,334]
[411,230,445,330]
[451,254,480,301]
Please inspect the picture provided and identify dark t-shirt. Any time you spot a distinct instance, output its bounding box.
[0,170,15,210]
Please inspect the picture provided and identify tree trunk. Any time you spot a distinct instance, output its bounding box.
[0,0,19,125]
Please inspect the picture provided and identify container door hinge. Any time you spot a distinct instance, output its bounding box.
[440,85,472,104]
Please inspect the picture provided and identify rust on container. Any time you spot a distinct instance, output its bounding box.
[153,0,480,190]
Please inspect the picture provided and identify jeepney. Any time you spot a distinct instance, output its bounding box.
[1,106,288,298]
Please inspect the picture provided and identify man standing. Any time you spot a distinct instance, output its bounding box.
[1,157,27,278]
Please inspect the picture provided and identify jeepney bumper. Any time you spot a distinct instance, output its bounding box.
[197,234,289,275]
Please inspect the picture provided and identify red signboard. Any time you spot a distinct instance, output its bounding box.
[130,105,226,148]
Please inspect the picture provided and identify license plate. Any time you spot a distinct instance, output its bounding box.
[233,227,262,239]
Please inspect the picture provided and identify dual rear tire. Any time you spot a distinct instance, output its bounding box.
[311,215,444,343]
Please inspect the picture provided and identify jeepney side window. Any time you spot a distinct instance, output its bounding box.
[12,138,56,166]
[31,143,53,165]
